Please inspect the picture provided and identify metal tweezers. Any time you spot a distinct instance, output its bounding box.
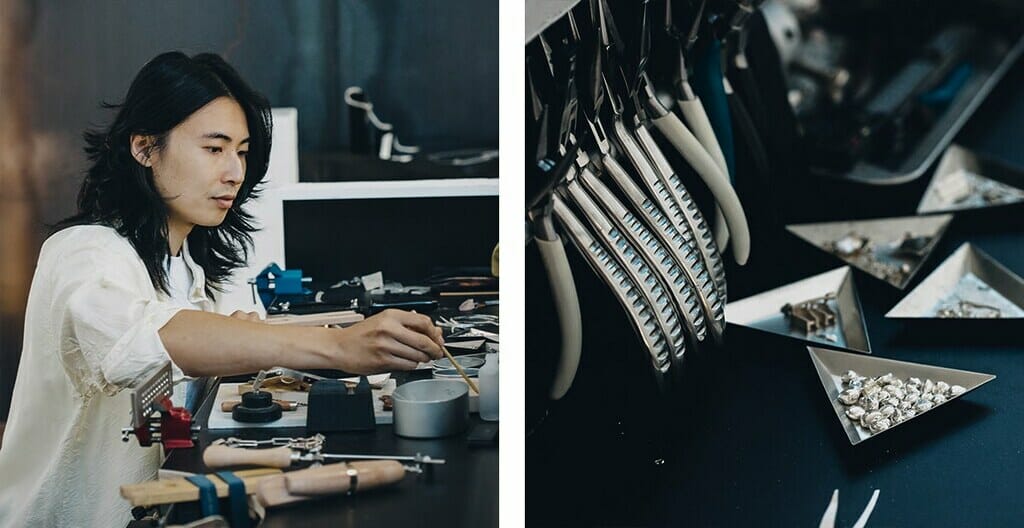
[819,489,880,528]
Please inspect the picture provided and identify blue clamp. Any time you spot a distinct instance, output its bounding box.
[251,263,312,307]
[185,474,220,519]
[216,471,251,528]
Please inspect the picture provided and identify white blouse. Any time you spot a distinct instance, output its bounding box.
[0,225,218,527]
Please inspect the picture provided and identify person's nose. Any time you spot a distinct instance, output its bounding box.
[224,153,245,186]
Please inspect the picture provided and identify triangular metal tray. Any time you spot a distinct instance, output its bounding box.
[726,267,871,353]
[809,346,995,445]
[787,214,953,289]
[886,243,1024,319]
[918,144,1024,214]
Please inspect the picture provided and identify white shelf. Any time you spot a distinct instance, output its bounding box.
[526,0,581,44]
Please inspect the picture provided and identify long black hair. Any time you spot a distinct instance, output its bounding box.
[56,51,273,297]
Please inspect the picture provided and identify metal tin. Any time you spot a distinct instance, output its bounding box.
[432,356,486,370]
[392,379,469,438]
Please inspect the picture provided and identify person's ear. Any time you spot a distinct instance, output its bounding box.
[130,134,155,167]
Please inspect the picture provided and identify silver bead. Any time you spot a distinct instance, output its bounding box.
[886,397,901,408]
[908,377,922,387]
[869,418,892,433]
[923,379,935,394]
[915,399,934,412]
[932,394,948,405]
[863,411,883,426]
[849,378,864,389]
[842,370,859,383]
[880,405,896,417]
[839,388,862,405]
[950,385,966,397]
[899,401,912,411]
[935,381,950,394]
[846,406,866,421]
[878,373,895,385]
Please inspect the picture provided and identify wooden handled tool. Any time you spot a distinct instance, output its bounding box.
[120,468,281,507]
[442,346,480,394]
[220,399,301,412]
[256,461,405,507]
[286,460,405,495]
[204,444,295,469]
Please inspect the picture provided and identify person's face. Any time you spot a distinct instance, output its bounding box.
[131,96,250,230]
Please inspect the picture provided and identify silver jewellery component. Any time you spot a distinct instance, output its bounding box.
[936,298,1003,318]
[217,433,326,453]
[782,293,837,333]
[782,293,840,342]
[824,231,927,285]
[835,371,967,436]
[829,233,870,257]
[893,232,934,258]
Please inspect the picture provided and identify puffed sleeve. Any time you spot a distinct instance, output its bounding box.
[52,243,191,397]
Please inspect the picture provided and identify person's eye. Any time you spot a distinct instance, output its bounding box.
[239,151,249,158]
[205,146,222,153]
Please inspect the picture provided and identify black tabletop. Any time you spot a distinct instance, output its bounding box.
[161,304,498,527]
[526,51,1024,527]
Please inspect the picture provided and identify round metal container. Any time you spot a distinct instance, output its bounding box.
[432,356,486,370]
[392,379,469,438]
[432,367,480,380]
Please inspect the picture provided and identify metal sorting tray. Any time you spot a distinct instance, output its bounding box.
[727,267,871,354]
[918,144,1024,214]
[887,243,1024,319]
[787,214,953,290]
[822,34,1024,185]
[809,346,995,445]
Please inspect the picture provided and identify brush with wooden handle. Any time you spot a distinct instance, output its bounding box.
[412,309,480,394]
[442,345,480,394]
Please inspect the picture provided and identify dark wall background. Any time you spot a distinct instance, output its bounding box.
[0,0,497,420]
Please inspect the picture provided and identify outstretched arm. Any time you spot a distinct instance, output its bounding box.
[159,308,445,377]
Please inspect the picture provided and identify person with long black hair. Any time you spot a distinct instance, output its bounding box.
[0,51,445,526]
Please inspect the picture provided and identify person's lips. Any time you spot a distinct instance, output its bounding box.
[213,194,236,209]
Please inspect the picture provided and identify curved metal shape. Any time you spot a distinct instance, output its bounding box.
[580,165,708,348]
[560,180,687,360]
[551,195,674,380]
[608,117,726,341]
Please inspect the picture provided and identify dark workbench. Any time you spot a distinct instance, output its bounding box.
[526,53,1024,526]
[158,303,499,527]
